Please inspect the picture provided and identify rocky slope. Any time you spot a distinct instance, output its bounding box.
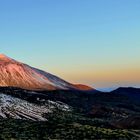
[0,54,93,91]
[0,92,70,121]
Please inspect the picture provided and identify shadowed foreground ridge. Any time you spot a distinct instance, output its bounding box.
[0,86,139,139]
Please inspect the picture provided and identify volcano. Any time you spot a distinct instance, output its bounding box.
[0,54,93,91]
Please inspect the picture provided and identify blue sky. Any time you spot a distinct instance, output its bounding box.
[0,0,140,90]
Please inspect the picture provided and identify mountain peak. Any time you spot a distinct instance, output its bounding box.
[0,54,94,91]
[0,54,17,63]
[0,54,8,58]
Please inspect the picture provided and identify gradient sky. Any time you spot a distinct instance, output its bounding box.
[0,0,140,91]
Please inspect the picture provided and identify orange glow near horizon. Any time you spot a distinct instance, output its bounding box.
[47,65,140,89]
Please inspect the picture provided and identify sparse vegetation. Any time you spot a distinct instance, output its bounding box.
[0,119,136,140]
[0,111,138,140]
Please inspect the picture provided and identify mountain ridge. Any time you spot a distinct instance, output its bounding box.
[0,54,93,91]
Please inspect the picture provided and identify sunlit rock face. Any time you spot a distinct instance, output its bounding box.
[0,54,93,91]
